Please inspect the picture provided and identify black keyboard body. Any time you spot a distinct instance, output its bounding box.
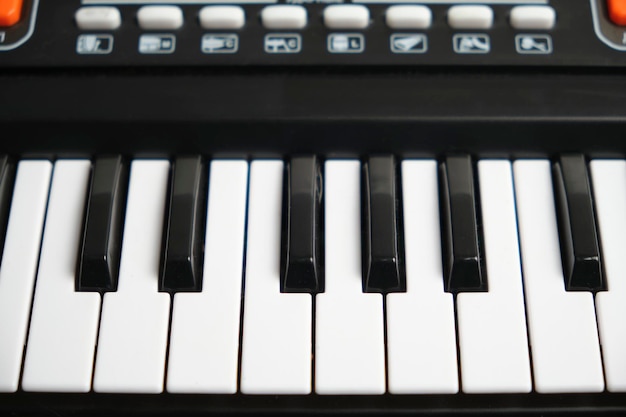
[2,0,626,416]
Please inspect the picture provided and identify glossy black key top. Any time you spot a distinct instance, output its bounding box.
[553,154,604,291]
[160,156,207,293]
[281,156,324,293]
[77,156,128,292]
[0,156,15,259]
[440,155,486,292]
[362,155,405,293]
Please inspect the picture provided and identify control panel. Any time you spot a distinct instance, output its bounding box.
[2,0,626,67]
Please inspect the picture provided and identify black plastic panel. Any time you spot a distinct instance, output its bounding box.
[2,391,626,416]
[0,69,626,158]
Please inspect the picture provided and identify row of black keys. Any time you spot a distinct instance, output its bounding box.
[0,154,602,295]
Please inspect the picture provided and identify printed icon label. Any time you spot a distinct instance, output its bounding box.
[139,34,176,54]
[77,34,114,55]
[390,34,427,54]
[453,34,490,54]
[202,34,238,54]
[515,34,552,54]
[0,32,5,44]
[264,34,301,54]
[328,34,364,54]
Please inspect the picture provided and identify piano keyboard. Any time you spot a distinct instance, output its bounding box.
[0,156,624,396]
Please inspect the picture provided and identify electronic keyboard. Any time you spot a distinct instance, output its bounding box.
[2,0,626,416]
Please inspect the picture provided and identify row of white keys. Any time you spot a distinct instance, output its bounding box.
[240,161,312,394]
[514,160,604,393]
[0,161,52,392]
[316,160,386,394]
[590,160,626,392]
[94,160,171,393]
[456,161,531,393]
[167,161,248,393]
[22,161,100,392]
[10,157,609,394]
[386,160,458,394]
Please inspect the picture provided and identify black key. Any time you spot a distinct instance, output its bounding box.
[160,156,207,293]
[0,156,16,260]
[362,155,405,293]
[281,156,324,293]
[77,156,128,292]
[440,155,486,292]
[553,154,604,291]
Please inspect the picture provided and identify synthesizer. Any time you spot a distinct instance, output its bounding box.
[2,0,626,416]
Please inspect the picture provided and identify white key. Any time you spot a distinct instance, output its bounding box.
[590,160,626,392]
[93,161,171,394]
[22,161,100,392]
[456,161,531,393]
[137,6,183,30]
[0,162,52,393]
[167,161,248,394]
[261,5,307,29]
[448,5,493,30]
[240,161,311,394]
[75,7,122,30]
[386,160,458,394]
[513,160,604,393]
[386,5,432,29]
[199,6,245,29]
[316,160,385,395]
[324,5,370,29]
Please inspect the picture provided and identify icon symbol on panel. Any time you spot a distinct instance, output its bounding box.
[264,34,301,54]
[0,32,5,44]
[453,34,490,54]
[202,34,238,54]
[515,34,552,54]
[328,34,364,53]
[76,35,114,55]
[390,34,427,54]
[139,34,176,54]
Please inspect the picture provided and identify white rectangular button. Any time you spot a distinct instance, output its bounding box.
[386,160,458,394]
[590,160,626,392]
[324,5,370,30]
[456,161,531,394]
[510,6,556,30]
[0,161,52,393]
[514,160,604,393]
[240,161,312,395]
[199,6,245,29]
[75,7,121,30]
[137,6,183,30]
[167,161,248,394]
[22,161,101,393]
[93,160,171,394]
[261,5,307,29]
[315,160,385,395]
[448,5,493,29]
[386,5,431,29]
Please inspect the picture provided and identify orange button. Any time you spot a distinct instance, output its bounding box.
[609,0,626,26]
[0,0,23,27]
